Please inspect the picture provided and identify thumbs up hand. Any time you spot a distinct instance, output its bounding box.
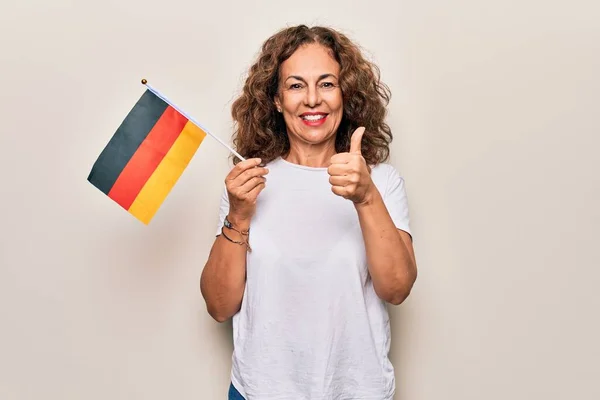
[327,127,375,204]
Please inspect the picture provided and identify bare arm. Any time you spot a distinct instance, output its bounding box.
[328,127,417,305]
[200,158,268,322]
[200,215,251,322]
[354,188,417,305]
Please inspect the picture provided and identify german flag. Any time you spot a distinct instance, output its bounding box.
[87,86,207,224]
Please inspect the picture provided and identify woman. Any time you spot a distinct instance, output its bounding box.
[200,25,417,400]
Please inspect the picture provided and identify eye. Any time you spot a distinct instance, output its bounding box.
[320,82,336,89]
[289,83,304,90]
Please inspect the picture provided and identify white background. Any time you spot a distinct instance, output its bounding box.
[1,1,599,399]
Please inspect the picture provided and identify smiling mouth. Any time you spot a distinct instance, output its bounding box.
[300,113,328,126]
[301,114,327,121]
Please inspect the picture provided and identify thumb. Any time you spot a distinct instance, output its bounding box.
[349,127,365,154]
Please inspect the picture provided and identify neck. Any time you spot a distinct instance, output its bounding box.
[284,140,337,168]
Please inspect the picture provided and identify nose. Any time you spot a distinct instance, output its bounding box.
[304,84,321,108]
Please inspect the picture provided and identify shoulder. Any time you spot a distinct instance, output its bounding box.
[370,162,398,177]
[264,157,284,168]
[370,162,405,195]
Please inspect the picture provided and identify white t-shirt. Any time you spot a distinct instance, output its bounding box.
[215,157,412,400]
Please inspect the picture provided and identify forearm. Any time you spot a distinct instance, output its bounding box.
[355,188,417,305]
[200,219,249,322]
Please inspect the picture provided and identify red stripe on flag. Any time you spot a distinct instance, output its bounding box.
[108,106,189,210]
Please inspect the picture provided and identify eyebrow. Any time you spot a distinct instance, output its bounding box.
[284,73,338,83]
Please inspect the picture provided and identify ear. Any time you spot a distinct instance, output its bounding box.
[274,95,282,113]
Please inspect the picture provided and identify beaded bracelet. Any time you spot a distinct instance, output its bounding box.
[224,215,249,236]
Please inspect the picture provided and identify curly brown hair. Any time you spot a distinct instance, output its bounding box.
[230,25,393,166]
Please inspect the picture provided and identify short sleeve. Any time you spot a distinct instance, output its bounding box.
[215,186,230,236]
[383,165,412,238]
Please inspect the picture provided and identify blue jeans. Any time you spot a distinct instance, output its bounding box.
[228,382,245,400]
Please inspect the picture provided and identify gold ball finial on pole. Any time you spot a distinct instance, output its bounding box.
[141,78,147,84]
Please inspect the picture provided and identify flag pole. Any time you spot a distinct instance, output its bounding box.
[140,79,246,162]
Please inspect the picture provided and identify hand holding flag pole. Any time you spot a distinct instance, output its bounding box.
[87,79,245,225]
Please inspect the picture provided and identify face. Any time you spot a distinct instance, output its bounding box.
[274,43,343,149]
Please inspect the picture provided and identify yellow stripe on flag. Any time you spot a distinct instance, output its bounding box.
[128,121,207,224]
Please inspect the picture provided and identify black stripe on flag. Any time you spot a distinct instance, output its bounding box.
[87,90,168,195]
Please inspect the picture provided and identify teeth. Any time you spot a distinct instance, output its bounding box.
[302,115,325,121]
